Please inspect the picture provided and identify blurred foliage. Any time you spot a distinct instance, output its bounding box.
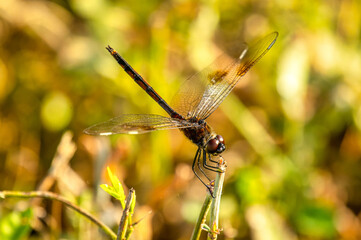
[0,208,32,240]
[1,0,361,239]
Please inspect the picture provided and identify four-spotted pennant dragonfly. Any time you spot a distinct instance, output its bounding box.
[84,32,278,194]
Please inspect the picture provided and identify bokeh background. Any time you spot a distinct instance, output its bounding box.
[1,0,361,239]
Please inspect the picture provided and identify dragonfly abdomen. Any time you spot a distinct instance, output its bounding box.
[106,45,182,119]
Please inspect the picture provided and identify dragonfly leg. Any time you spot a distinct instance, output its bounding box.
[197,149,211,181]
[208,156,219,164]
[202,151,224,173]
[192,148,215,197]
[192,148,209,186]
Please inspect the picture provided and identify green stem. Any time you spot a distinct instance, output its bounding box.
[117,188,135,240]
[0,190,117,240]
[125,226,134,240]
[191,193,213,240]
[207,157,226,240]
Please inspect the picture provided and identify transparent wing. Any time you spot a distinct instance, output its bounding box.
[84,114,197,136]
[172,32,278,120]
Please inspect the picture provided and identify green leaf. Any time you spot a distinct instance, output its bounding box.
[100,184,122,200]
[100,167,126,209]
[107,167,120,193]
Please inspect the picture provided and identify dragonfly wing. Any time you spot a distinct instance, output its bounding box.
[172,32,278,120]
[84,114,197,136]
[172,53,239,119]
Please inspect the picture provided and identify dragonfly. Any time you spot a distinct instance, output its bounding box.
[84,32,278,195]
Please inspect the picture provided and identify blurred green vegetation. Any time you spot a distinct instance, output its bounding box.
[1,0,361,239]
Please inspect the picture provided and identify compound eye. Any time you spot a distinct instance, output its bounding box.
[207,138,219,153]
[216,135,225,144]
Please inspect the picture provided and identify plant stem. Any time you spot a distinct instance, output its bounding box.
[0,190,117,239]
[117,188,135,240]
[208,157,226,240]
[191,193,213,240]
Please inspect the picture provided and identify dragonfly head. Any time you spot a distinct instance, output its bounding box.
[206,135,226,155]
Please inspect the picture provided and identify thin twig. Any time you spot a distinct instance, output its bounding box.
[0,190,117,240]
[117,188,135,240]
[208,157,226,240]
[191,193,213,240]
[36,131,77,192]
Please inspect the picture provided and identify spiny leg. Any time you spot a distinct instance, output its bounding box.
[203,153,220,170]
[205,153,225,172]
[197,148,211,181]
[192,148,209,188]
[202,151,224,172]
[208,156,219,164]
[192,148,214,197]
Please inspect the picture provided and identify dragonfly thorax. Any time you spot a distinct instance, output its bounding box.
[180,119,211,146]
[180,117,226,155]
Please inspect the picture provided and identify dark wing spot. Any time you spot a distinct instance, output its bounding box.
[122,124,156,131]
[237,64,249,76]
[207,70,228,85]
